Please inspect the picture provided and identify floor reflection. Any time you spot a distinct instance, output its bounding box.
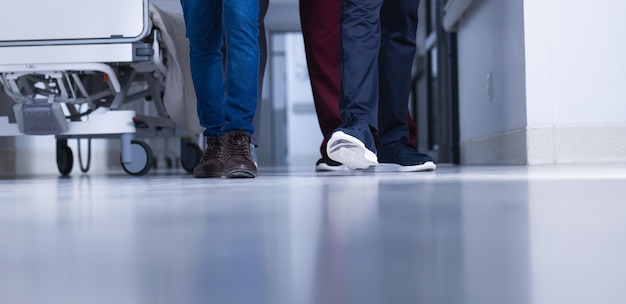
[1,165,626,304]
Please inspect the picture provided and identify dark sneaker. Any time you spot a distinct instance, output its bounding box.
[376,139,436,172]
[224,130,258,178]
[315,157,347,172]
[193,136,225,178]
[326,121,378,170]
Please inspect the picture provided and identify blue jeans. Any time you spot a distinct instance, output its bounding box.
[180,0,259,137]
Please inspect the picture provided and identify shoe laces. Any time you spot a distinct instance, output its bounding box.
[201,136,222,161]
[226,131,250,158]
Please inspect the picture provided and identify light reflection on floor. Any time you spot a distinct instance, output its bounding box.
[1,164,626,304]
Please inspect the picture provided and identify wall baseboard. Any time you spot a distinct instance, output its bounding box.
[461,124,626,165]
[460,128,528,165]
[529,124,626,165]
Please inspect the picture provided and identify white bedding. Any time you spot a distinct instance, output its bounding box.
[149,2,203,134]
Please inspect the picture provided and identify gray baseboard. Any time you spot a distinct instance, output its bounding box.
[460,128,528,165]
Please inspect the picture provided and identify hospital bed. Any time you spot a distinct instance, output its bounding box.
[0,0,203,176]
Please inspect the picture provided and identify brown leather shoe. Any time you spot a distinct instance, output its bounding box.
[192,136,225,178]
[224,130,258,178]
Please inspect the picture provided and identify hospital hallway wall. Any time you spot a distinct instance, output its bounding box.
[2,1,626,304]
[4,0,626,175]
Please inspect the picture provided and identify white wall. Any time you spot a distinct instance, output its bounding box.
[526,0,626,126]
[525,0,626,164]
[457,0,626,165]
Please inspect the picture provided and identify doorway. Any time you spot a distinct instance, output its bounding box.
[259,1,461,167]
[413,0,460,164]
[256,31,322,167]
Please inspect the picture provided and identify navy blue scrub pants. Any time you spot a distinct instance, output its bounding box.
[340,0,421,146]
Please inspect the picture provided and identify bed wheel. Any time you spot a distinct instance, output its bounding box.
[56,141,74,176]
[121,139,153,176]
[181,142,202,173]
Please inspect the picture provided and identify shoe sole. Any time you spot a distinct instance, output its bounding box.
[375,161,437,172]
[327,131,378,170]
[315,163,348,172]
[225,169,257,178]
[193,172,224,178]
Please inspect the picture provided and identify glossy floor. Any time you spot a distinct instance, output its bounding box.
[1,164,626,304]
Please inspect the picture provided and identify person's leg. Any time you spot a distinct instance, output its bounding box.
[247,0,269,166]
[376,0,435,172]
[326,0,382,170]
[407,113,418,143]
[299,0,417,171]
[338,0,381,128]
[180,0,229,178]
[222,0,260,178]
[222,0,258,135]
[378,0,419,145]
[299,0,342,160]
[251,0,269,148]
[180,0,225,138]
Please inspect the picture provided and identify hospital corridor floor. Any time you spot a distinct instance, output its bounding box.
[1,163,626,304]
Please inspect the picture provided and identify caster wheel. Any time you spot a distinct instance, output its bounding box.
[181,142,202,173]
[57,144,74,176]
[121,139,153,176]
